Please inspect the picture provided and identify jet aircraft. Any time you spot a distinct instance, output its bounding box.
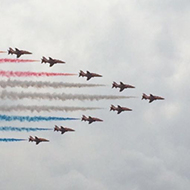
[29,136,49,145]
[54,125,75,134]
[8,47,32,58]
[110,105,132,114]
[81,115,103,124]
[112,82,135,92]
[142,93,164,103]
[41,56,65,67]
[79,70,102,80]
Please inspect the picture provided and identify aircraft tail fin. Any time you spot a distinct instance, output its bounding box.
[79,70,85,77]
[29,136,34,142]
[81,115,88,121]
[142,93,149,100]
[41,56,48,63]
[110,105,116,111]
[54,125,59,131]
[112,81,118,88]
[8,47,14,55]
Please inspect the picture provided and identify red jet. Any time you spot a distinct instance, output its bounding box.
[54,125,75,134]
[41,56,65,67]
[29,136,49,145]
[79,70,102,80]
[81,115,103,124]
[110,105,132,114]
[8,47,32,58]
[142,93,164,103]
[112,81,135,92]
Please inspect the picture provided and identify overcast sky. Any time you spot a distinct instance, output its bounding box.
[0,0,190,189]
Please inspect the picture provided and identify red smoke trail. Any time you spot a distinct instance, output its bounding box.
[0,58,40,63]
[0,51,6,53]
[0,70,77,77]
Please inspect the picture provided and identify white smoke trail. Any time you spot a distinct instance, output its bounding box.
[0,90,135,101]
[0,79,105,89]
[0,105,103,112]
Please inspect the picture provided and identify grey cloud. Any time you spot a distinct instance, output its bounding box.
[0,0,190,190]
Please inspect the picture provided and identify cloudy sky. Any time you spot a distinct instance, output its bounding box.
[0,0,190,189]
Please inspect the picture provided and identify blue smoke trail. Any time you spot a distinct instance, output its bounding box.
[0,126,52,132]
[0,138,27,142]
[0,114,80,122]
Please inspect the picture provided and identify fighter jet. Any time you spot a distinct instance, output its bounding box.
[54,125,75,134]
[142,93,165,103]
[81,115,103,124]
[29,136,49,145]
[8,47,32,58]
[79,70,102,80]
[112,82,135,92]
[41,56,65,67]
[110,105,132,114]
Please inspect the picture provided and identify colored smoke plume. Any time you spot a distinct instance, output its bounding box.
[0,126,52,132]
[0,79,105,89]
[0,70,76,77]
[0,138,27,142]
[0,90,135,101]
[0,114,80,122]
[0,105,103,112]
[0,58,39,63]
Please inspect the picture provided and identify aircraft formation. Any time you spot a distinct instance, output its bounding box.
[0,47,165,145]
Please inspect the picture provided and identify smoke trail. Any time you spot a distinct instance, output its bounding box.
[0,79,105,89]
[0,114,80,122]
[0,58,39,63]
[0,90,134,101]
[0,126,52,132]
[0,51,6,53]
[0,70,76,77]
[0,138,27,142]
[0,105,103,112]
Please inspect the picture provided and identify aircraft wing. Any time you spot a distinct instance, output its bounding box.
[60,126,65,134]
[89,120,93,124]
[119,87,124,92]
[87,76,91,80]
[17,54,21,58]
[149,99,154,103]
[149,94,154,103]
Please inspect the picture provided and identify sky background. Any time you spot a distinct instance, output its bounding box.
[0,0,190,189]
